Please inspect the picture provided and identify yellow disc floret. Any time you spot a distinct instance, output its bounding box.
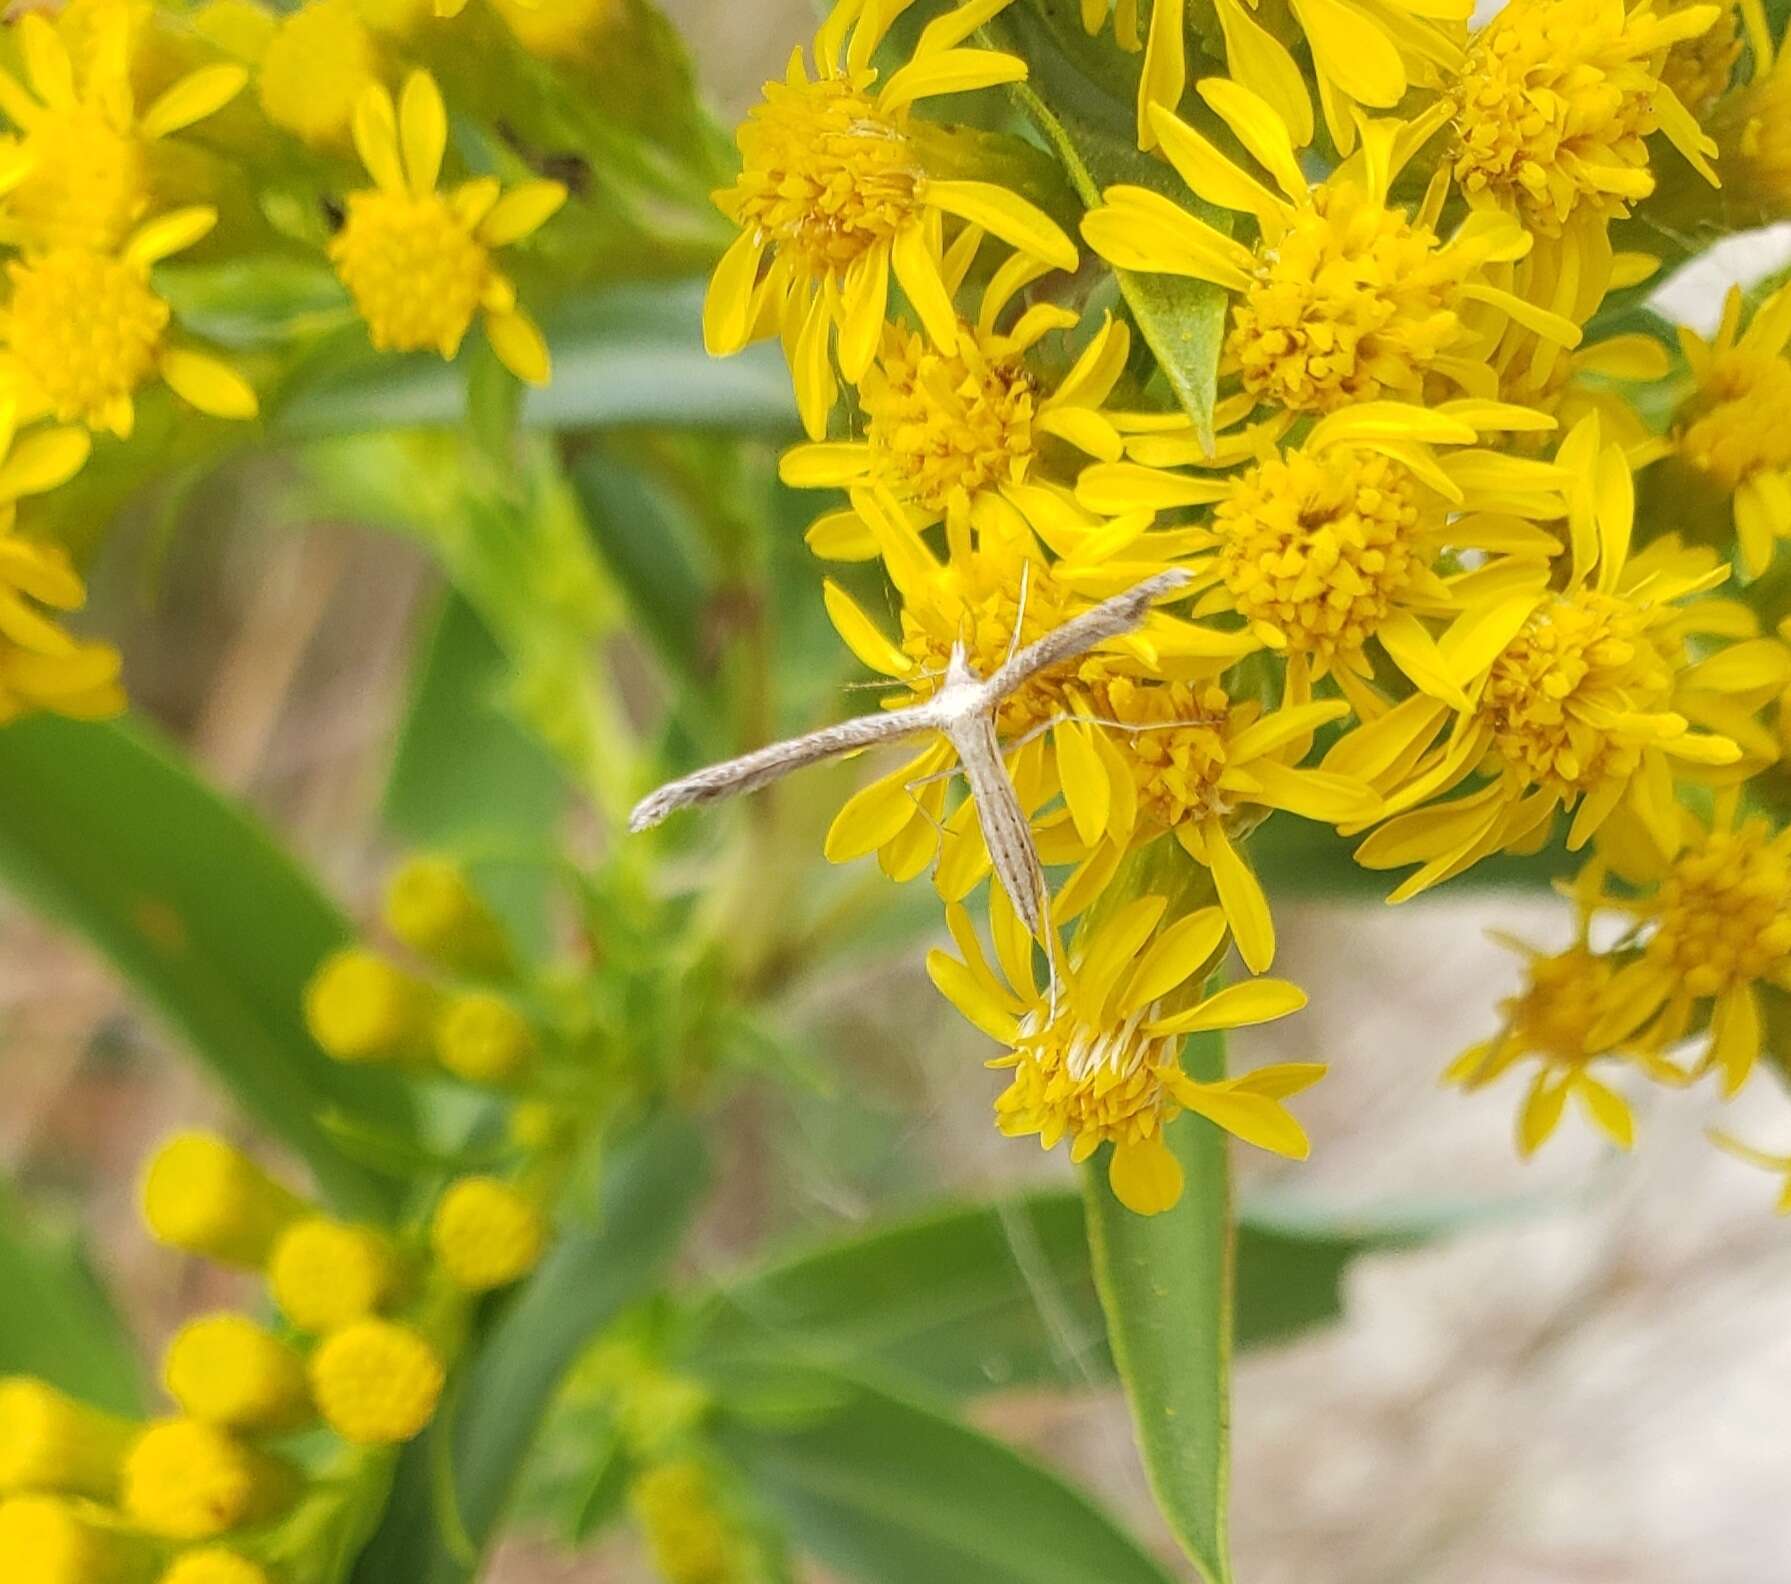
[1214,445,1428,659]
[1672,347,1791,498]
[140,1133,305,1269]
[430,1176,546,1292]
[162,1315,311,1432]
[303,947,432,1064]
[725,76,918,282]
[1640,819,1791,998]
[268,1217,402,1333]
[435,990,535,1085]
[121,1420,294,1540]
[1095,677,1233,830]
[0,1378,135,1499]
[0,1493,151,1584]
[330,189,492,360]
[7,107,148,255]
[1478,588,1671,799]
[858,321,1038,514]
[1230,184,1468,413]
[3,250,168,432]
[627,1460,745,1584]
[308,1320,444,1445]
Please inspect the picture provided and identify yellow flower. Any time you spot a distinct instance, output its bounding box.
[1447,868,1643,1154]
[382,853,513,976]
[0,12,246,252]
[1449,0,1720,308]
[929,892,1322,1213]
[628,1460,747,1584]
[0,208,259,438]
[162,1315,311,1433]
[0,1378,135,1499]
[140,1133,306,1269]
[330,71,566,385]
[434,989,535,1084]
[1700,11,1791,227]
[0,420,126,727]
[780,258,1131,555]
[1592,792,1791,1095]
[1671,283,1791,576]
[1661,0,1746,114]
[1708,1129,1791,1213]
[1340,422,1761,899]
[1083,92,1578,417]
[121,1419,295,1540]
[816,501,1247,890]
[256,0,386,150]
[429,1175,546,1291]
[303,947,434,1064]
[1079,398,1570,703]
[308,1319,444,1445]
[703,0,1078,439]
[0,1493,151,1584]
[268,1217,402,1333]
[160,1548,273,1584]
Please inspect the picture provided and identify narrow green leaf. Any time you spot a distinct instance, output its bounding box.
[1083,1028,1233,1584]
[994,8,1229,443]
[0,1185,144,1413]
[274,282,796,438]
[692,1189,1393,1399]
[714,1365,1180,1584]
[350,1112,709,1584]
[0,717,417,1217]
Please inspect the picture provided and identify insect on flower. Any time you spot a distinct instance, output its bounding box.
[630,569,1194,941]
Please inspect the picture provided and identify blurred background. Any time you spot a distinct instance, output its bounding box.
[5,3,1791,1581]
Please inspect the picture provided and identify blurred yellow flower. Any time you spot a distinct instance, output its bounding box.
[256,0,386,150]
[0,12,246,252]
[308,1319,444,1445]
[0,207,258,438]
[430,1175,546,1291]
[330,71,566,384]
[0,1378,133,1499]
[140,1133,305,1270]
[929,892,1321,1213]
[0,1493,150,1584]
[703,0,1078,438]
[162,1315,312,1433]
[122,1419,294,1539]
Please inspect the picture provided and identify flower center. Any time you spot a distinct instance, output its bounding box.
[861,323,1037,513]
[1228,183,1465,413]
[491,0,621,59]
[5,250,167,424]
[1661,0,1741,118]
[1095,676,1234,829]
[10,107,148,253]
[329,191,489,357]
[1505,946,1614,1064]
[997,1006,1178,1154]
[1673,348,1791,491]
[1479,588,1670,796]
[1451,0,1664,233]
[727,75,919,280]
[898,557,1082,733]
[1643,822,1791,997]
[1215,444,1429,659]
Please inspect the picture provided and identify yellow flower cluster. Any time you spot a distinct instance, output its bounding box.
[0,0,591,733]
[693,0,1791,1208]
[0,855,563,1581]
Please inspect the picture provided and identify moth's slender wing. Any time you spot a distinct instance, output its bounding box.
[984,568,1193,698]
[629,702,941,832]
[948,713,1047,942]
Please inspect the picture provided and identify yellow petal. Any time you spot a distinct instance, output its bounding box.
[484,309,551,387]
[1149,976,1306,1036]
[0,426,88,499]
[140,64,247,139]
[1136,0,1185,151]
[479,181,568,247]
[923,180,1078,272]
[1196,77,1308,199]
[703,229,767,357]
[890,224,960,354]
[823,579,911,677]
[1206,820,1275,972]
[1174,1080,1311,1157]
[824,749,937,862]
[1055,716,1110,846]
[126,207,215,269]
[353,82,405,192]
[926,949,1022,1045]
[159,349,259,419]
[399,70,447,194]
[1108,1135,1185,1214]
[1120,906,1228,1013]
[879,48,1027,111]
[1211,0,1312,146]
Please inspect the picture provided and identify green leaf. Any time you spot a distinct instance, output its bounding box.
[0,1184,144,1413]
[383,590,568,959]
[714,1365,1180,1584]
[0,717,417,1218]
[274,282,796,439]
[1083,1028,1233,1584]
[993,8,1229,443]
[692,1189,1393,1400]
[350,1111,710,1584]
